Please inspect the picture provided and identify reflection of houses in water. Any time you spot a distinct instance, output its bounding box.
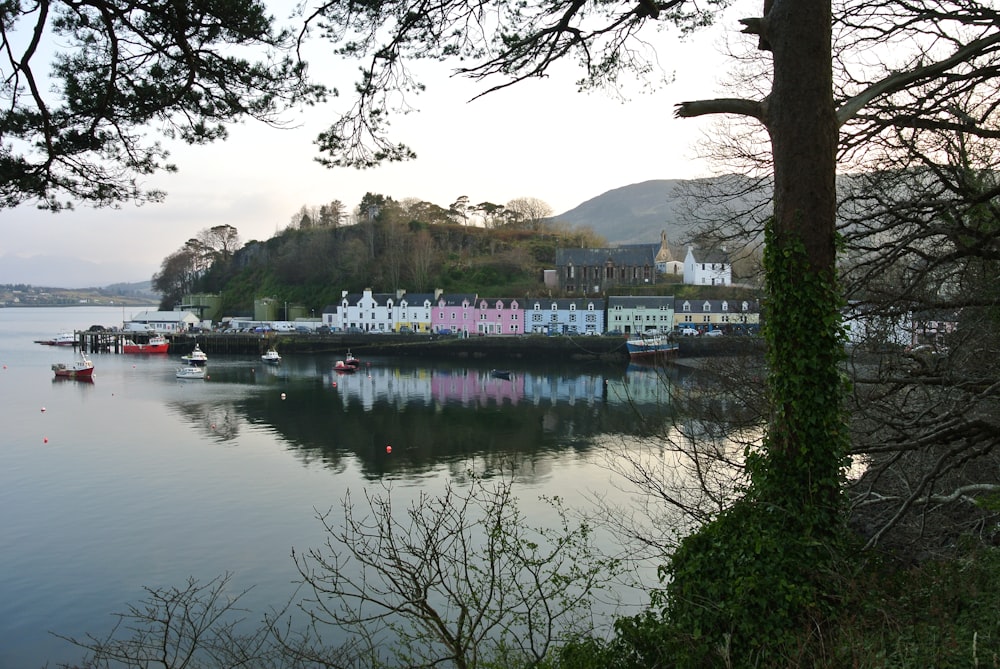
[431,369,524,406]
[324,363,679,410]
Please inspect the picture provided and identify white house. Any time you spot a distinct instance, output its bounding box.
[683,246,732,286]
[128,310,201,332]
[339,288,396,333]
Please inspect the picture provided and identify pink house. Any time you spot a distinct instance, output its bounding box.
[477,298,522,335]
[432,293,478,334]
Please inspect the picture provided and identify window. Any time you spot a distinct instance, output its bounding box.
[722,301,729,311]
[683,302,691,312]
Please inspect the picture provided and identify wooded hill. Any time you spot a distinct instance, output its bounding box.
[170,216,612,315]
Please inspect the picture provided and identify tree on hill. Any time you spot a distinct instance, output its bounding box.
[0,0,321,211]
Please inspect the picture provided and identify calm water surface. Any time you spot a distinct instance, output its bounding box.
[0,307,685,668]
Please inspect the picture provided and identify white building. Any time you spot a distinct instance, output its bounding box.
[338,288,396,333]
[128,310,201,332]
[683,246,732,286]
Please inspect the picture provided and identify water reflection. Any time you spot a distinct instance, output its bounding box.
[163,356,693,481]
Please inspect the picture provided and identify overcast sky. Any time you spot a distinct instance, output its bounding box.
[1,4,749,288]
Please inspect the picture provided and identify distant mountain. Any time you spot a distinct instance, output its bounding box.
[0,253,154,289]
[553,175,763,247]
[554,179,696,246]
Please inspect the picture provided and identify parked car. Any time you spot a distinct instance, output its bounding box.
[704,329,724,337]
[399,326,413,334]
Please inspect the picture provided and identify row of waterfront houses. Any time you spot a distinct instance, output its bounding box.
[321,289,761,336]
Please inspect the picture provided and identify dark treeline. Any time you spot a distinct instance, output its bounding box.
[155,195,610,314]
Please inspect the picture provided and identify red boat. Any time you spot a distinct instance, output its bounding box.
[334,359,357,373]
[52,352,95,379]
[123,335,169,354]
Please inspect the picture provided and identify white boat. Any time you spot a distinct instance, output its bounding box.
[625,335,679,359]
[181,344,208,366]
[35,331,77,346]
[261,348,282,364]
[176,366,205,379]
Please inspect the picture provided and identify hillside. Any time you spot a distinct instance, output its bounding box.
[554,174,766,247]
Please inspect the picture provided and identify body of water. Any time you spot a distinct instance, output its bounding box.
[1,306,687,668]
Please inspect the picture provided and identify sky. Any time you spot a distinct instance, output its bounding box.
[0,5,749,288]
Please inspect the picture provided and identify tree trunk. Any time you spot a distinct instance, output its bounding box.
[763,0,844,516]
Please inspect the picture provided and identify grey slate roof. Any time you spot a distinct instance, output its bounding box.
[556,246,657,266]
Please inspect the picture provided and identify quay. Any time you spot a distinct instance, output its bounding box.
[74,330,760,361]
[76,330,634,361]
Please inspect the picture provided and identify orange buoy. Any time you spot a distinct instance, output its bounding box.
[386,445,392,454]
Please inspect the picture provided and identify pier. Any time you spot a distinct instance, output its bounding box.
[73,330,757,361]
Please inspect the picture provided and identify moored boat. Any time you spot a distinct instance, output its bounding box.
[343,350,360,368]
[261,347,282,364]
[490,369,512,379]
[123,335,169,354]
[176,366,206,379]
[36,331,77,346]
[181,344,208,366]
[625,335,679,359]
[334,359,356,373]
[52,352,94,379]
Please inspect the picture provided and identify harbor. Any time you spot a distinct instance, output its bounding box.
[66,329,760,361]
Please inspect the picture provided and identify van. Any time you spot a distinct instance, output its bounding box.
[679,327,699,336]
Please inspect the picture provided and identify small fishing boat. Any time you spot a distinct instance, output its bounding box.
[261,347,282,364]
[343,350,360,368]
[123,335,169,354]
[176,366,205,380]
[52,351,94,379]
[334,360,356,373]
[181,344,208,366]
[490,369,512,380]
[625,335,679,359]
